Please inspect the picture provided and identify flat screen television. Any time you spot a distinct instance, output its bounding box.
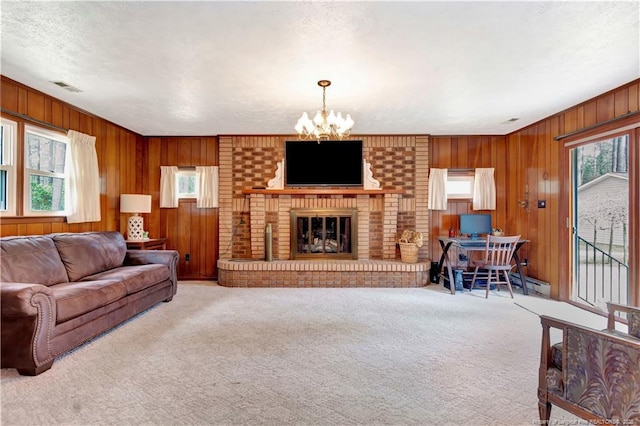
[459,214,492,238]
[285,140,363,187]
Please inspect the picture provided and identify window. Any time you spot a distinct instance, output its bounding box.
[446,174,475,199]
[24,125,68,216]
[176,169,197,199]
[0,118,17,216]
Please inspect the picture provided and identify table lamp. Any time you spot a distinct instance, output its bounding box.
[120,194,152,240]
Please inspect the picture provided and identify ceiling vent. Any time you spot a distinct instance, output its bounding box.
[51,81,83,93]
[501,117,520,124]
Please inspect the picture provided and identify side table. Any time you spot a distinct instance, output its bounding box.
[126,238,167,250]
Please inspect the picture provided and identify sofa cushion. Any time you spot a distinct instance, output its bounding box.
[545,367,563,395]
[50,280,127,323]
[52,232,127,282]
[80,264,170,295]
[550,341,563,370]
[0,235,69,286]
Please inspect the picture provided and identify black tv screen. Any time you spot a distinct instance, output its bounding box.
[285,140,363,187]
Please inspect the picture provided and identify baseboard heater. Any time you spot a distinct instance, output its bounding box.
[509,273,551,297]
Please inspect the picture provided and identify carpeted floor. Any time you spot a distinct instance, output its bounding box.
[1,282,597,425]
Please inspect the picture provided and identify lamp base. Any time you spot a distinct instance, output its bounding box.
[127,216,145,240]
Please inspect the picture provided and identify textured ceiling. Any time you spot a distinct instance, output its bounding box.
[1,1,638,136]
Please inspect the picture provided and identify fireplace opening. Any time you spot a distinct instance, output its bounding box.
[290,209,358,259]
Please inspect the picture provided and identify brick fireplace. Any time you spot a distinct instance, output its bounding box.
[242,189,403,261]
[216,135,431,287]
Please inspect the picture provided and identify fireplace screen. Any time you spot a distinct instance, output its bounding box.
[290,209,358,259]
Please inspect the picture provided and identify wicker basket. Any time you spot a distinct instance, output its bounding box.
[399,242,419,263]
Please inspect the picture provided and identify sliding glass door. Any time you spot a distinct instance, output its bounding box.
[571,134,629,308]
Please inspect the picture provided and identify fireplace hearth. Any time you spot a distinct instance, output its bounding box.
[290,209,358,259]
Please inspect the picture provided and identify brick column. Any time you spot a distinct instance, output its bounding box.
[218,136,234,258]
[356,195,370,260]
[278,195,292,259]
[383,193,400,259]
[415,136,430,261]
[250,193,266,259]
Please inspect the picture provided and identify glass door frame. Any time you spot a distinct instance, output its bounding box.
[559,122,639,307]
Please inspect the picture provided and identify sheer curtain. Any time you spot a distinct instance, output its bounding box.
[160,166,178,208]
[473,168,496,210]
[428,168,448,210]
[66,130,101,223]
[196,166,219,208]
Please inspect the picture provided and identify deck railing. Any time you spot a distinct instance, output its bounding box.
[576,236,629,307]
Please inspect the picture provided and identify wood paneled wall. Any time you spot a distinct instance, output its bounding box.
[430,79,640,300]
[0,78,219,280]
[428,135,509,250]
[0,76,141,236]
[143,137,219,279]
[4,73,638,293]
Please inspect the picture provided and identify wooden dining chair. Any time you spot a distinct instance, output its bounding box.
[470,235,521,298]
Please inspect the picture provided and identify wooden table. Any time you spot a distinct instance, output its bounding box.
[126,238,167,250]
[437,236,529,295]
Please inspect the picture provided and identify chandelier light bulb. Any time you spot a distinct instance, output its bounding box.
[313,111,324,126]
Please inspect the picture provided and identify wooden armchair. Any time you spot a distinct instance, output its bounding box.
[538,302,640,423]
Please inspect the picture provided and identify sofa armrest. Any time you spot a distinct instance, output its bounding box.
[1,282,55,317]
[124,250,179,295]
[1,282,56,374]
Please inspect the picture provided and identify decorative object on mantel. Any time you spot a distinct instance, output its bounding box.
[266,159,284,190]
[363,159,381,190]
[295,80,354,141]
[397,230,423,263]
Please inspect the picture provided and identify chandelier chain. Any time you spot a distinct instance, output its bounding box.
[322,85,327,116]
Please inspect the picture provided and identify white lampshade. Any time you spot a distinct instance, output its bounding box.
[120,194,151,240]
[120,194,151,214]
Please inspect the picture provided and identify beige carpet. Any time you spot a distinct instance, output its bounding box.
[1,282,590,425]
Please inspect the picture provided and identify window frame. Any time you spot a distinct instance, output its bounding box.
[446,172,475,200]
[176,168,197,199]
[0,118,18,216]
[23,124,69,217]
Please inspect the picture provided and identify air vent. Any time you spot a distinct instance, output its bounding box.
[502,117,520,124]
[51,81,83,93]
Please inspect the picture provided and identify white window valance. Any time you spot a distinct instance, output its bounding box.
[160,166,178,208]
[473,168,496,210]
[428,168,448,210]
[66,130,101,223]
[196,166,219,208]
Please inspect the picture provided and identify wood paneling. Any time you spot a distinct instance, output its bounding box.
[430,79,640,301]
[0,76,142,237]
[4,73,638,290]
[143,136,219,280]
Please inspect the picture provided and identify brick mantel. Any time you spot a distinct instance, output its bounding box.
[242,188,405,195]
[246,191,401,260]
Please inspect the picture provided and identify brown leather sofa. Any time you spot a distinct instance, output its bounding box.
[1,231,178,376]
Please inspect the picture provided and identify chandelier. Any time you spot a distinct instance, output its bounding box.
[295,80,354,141]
